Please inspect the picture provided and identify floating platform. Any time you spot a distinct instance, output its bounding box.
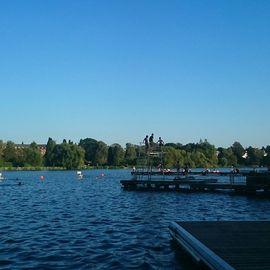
[169,221,270,270]
[131,170,268,177]
[131,171,243,176]
[121,172,270,196]
[120,179,270,196]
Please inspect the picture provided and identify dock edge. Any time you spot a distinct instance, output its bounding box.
[168,222,235,270]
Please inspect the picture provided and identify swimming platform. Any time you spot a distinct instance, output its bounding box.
[169,221,270,270]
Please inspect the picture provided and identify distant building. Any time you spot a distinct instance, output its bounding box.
[15,144,47,156]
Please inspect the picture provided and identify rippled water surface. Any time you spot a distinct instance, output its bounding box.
[1,170,270,269]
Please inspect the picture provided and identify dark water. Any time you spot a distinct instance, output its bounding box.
[1,170,270,270]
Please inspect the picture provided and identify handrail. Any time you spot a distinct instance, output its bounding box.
[169,222,235,270]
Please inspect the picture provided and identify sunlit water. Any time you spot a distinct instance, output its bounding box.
[1,170,270,269]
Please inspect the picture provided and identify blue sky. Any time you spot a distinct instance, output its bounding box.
[0,0,269,148]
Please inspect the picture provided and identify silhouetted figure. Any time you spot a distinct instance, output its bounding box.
[149,133,154,147]
[143,135,149,152]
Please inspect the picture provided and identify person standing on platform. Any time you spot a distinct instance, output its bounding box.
[143,135,149,152]
[149,133,154,148]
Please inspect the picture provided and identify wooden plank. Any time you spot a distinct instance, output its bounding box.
[169,221,234,270]
[169,221,270,270]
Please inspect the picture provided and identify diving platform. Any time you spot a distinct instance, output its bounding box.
[169,221,270,270]
[124,143,270,196]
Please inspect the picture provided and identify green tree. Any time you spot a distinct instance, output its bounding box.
[196,140,218,166]
[23,142,43,166]
[231,141,245,165]
[108,144,124,166]
[50,144,64,167]
[245,146,264,166]
[218,148,237,167]
[94,141,108,165]
[44,137,56,166]
[3,141,17,165]
[265,145,270,155]
[262,145,270,167]
[0,140,4,165]
[181,143,196,153]
[163,147,186,168]
[165,143,179,149]
[190,151,210,168]
[50,143,85,169]
[62,144,85,169]
[79,138,98,165]
[124,143,137,165]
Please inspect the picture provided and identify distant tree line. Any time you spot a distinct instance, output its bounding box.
[0,138,269,170]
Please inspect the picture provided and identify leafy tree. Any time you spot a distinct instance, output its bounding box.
[3,141,17,165]
[108,144,124,166]
[79,138,98,164]
[0,140,4,163]
[49,143,85,169]
[44,137,56,166]
[231,141,245,165]
[196,140,218,166]
[23,142,43,166]
[163,147,184,168]
[181,143,196,153]
[50,144,64,167]
[245,146,264,166]
[218,148,237,167]
[165,143,179,149]
[62,144,85,169]
[94,141,108,165]
[265,145,270,155]
[124,143,137,165]
[190,151,210,168]
[219,157,228,167]
[262,145,270,167]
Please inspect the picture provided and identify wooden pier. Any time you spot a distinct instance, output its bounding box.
[124,145,270,196]
[120,171,270,196]
[169,221,270,270]
[120,179,270,196]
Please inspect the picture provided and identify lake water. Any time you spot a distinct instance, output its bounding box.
[1,169,270,270]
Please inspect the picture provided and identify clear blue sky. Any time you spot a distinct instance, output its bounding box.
[1,0,269,148]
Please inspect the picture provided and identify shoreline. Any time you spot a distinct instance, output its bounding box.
[0,166,129,171]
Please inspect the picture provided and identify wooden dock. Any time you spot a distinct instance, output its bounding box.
[120,179,270,196]
[169,221,270,270]
[120,172,270,196]
[131,171,244,176]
